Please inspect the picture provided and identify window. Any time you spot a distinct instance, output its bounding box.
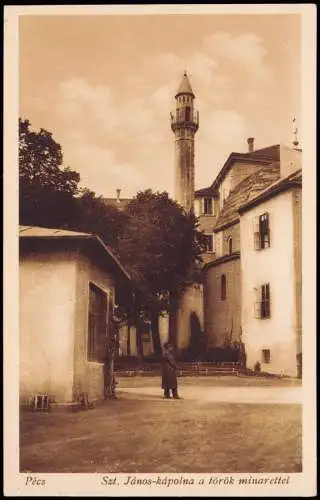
[254,283,271,319]
[228,237,233,254]
[221,274,227,300]
[203,197,213,215]
[88,283,109,362]
[203,234,213,252]
[262,349,271,364]
[185,106,191,121]
[253,213,271,250]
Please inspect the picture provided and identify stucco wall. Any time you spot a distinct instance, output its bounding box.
[73,251,115,402]
[203,257,241,347]
[222,224,241,255]
[20,250,77,403]
[280,145,302,179]
[240,190,298,376]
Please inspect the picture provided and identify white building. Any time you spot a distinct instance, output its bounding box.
[239,160,302,377]
[19,225,131,404]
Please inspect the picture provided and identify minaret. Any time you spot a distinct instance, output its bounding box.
[170,72,199,212]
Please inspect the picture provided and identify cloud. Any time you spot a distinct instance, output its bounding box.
[202,109,247,147]
[49,29,271,197]
[203,32,272,82]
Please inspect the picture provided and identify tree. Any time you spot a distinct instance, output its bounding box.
[19,118,81,228]
[116,189,203,357]
[19,119,128,250]
[19,118,79,194]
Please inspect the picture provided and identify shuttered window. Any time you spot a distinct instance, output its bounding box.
[204,197,213,215]
[253,213,271,250]
[254,283,271,319]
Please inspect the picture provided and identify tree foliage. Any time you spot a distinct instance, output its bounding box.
[19,118,80,194]
[116,190,203,354]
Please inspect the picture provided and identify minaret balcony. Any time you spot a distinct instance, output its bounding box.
[170,108,199,132]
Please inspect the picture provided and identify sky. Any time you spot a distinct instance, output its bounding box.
[19,13,301,199]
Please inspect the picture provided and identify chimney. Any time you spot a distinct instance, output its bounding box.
[247,137,255,153]
[116,188,121,203]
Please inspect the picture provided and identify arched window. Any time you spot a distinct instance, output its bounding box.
[228,237,233,254]
[221,274,226,300]
[185,106,191,121]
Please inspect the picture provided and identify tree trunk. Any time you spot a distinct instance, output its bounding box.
[126,324,131,356]
[136,321,144,360]
[168,296,179,353]
[150,310,162,358]
[104,356,115,399]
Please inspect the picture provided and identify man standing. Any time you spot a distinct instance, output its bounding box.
[161,342,182,399]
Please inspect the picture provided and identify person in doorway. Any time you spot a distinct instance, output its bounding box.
[161,342,181,399]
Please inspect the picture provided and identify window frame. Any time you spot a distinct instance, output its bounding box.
[203,233,213,253]
[261,349,271,364]
[203,197,213,215]
[254,283,271,319]
[253,212,271,250]
[87,281,110,363]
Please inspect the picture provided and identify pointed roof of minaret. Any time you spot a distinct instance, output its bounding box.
[175,71,195,98]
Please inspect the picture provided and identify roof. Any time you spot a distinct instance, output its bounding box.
[19,226,90,238]
[195,185,219,197]
[196,145,280,196]
[239,168,302,214]
[176,71,195,98]
[19,225,131,281]
[214,163,281,232]
[103,198,131,210]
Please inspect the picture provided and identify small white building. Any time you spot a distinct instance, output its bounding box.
[19,225,131,405]
[239,163,302,377]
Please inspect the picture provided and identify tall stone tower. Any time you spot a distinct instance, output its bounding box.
[171,71,199,212]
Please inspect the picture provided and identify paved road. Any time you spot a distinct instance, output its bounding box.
[118,385,302,404]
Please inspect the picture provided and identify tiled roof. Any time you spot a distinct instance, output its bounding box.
[103,198,131,210]
[19,225,131,281]
[239,168,302,214]
[195,186,219,197]
[196,145,280,196]
[19,226,90,238]
[246,145,280,162]
[214,163,281,232]
[176,71,195,97]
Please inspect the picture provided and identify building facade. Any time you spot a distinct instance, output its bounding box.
[239,168,302,377]
[103,72,303,376]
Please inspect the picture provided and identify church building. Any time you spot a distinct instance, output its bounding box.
[169,72,302,377]
[107,71,302,377]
